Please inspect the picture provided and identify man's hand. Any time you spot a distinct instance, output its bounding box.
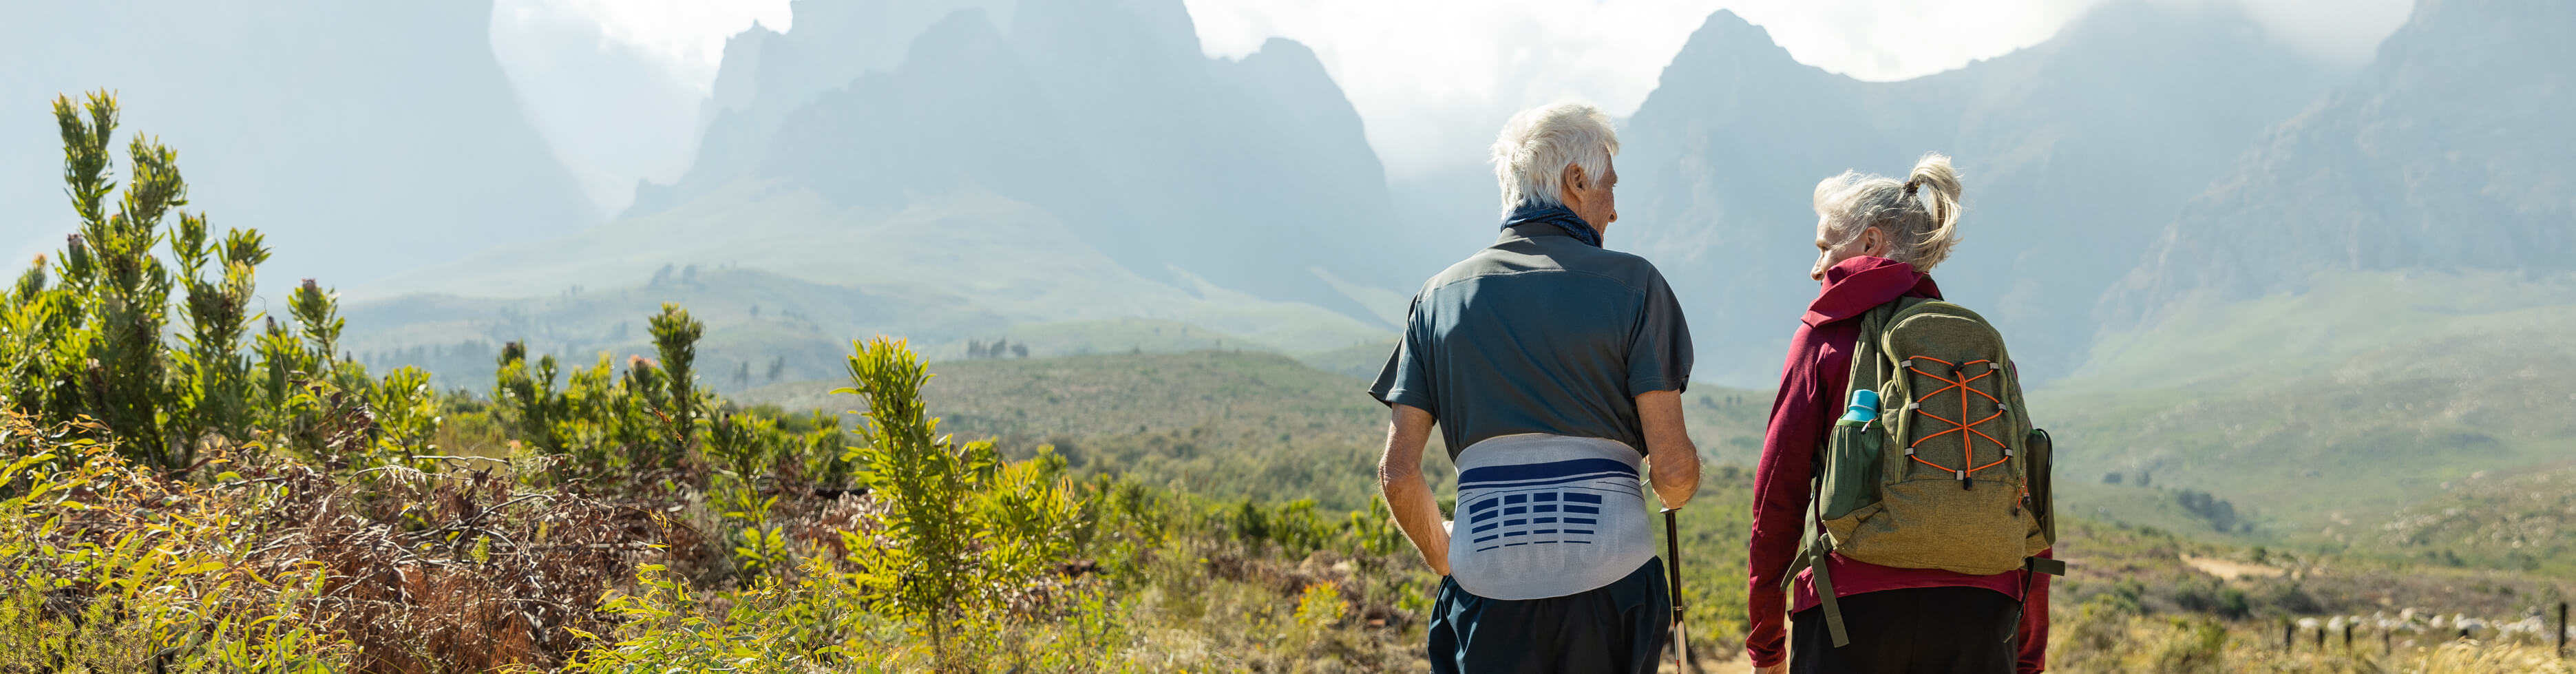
[1378,403,1450,576]
[1636,390,1700,509]
[1753,663,1787,674]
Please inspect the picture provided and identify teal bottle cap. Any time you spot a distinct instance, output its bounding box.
[1843,389,1879,422]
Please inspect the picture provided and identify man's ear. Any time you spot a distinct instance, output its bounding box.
[1561,163,1587,196]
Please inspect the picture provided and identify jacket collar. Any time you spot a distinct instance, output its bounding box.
[1802,256,1942,327]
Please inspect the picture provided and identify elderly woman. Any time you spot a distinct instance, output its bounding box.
[1371,101,1700,673]
[1742,154,2050,674]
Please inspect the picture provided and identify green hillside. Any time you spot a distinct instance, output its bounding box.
[2066,270,2576,391]
[1291,337,1400,381]
[2036,270,2576,544]
[738,350,1404,509]
[2371,464,2576,576]
[344,266,1004,390]
[347,259,1402,394]
[736,349,1775,509]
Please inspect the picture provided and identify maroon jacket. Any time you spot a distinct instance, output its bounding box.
[1743,255,2049,672]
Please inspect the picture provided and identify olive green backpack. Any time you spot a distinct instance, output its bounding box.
[1790,297,2067,646]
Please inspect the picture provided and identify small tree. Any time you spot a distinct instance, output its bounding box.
[492,341,569,459]
[0,90,392,473]
[52,92,184,466]
[647,304,701,469]
[836,337,1079,663]
[168,215,267,452]
[839,337,981,656]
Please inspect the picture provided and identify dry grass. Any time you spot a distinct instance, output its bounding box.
[239,460,672,673]
[0,414,702,672]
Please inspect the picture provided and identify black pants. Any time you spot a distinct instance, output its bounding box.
[1791,587,2018,674]
[1426,558,1669,674]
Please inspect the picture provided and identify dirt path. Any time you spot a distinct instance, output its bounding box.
[2182,554,2286,580]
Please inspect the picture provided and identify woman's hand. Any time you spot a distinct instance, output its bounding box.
[1753,664,1787,674]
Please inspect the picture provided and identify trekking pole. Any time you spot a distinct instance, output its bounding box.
[1662,507,1693,673]
[2558,602,2568,659]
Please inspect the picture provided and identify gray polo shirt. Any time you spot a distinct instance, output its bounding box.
[1369,222,1694,458]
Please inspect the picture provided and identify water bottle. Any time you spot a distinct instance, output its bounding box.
[1841,388,1879,423]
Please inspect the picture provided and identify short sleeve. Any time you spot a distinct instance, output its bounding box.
[1625,268,1693,396]
[1368,295,1437,415]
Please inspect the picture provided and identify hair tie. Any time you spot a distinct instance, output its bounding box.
[1903,180,1920,198]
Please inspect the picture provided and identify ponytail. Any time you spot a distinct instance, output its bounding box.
[1901,154,1963,271]
[1812,153,1965,273]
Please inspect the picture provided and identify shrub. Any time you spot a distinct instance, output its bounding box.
[836,337,1084,665]
[0,416,351,671]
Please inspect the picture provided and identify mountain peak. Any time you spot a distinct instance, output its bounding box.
[1670,9,1790,65]
[1633,8,1823,118]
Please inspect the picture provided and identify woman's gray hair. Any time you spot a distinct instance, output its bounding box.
[1490,101,1619,215]
[1814,154,1965,272]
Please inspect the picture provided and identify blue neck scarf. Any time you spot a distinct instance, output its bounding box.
[1502,203,1601,248]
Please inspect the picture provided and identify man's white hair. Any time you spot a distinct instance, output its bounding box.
[1490,101,1619,215]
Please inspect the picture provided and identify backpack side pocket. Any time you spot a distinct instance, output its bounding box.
[1819,419,1883,520]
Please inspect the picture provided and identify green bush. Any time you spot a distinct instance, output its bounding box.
[836,337,1084,664]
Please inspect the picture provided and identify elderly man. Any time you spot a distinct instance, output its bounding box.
[1371,101,1701,673]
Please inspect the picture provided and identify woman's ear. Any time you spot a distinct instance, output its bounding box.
[1859,227,1890,257]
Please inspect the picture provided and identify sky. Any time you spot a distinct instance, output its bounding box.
[511,0,2412,185]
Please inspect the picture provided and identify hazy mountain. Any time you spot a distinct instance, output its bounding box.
[632,0,1019,217]
[1616,1,2339,385]
[998,0,1424,308]
[381,1,1419,330]
[2035,0,2576,546]
[724,0,1421,311]
[0,0,589,287]
[2104,0,2575,326]
[489,0,712,214]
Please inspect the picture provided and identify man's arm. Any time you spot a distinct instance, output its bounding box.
[1378,403,1449,575]
[1636,389,1699,509]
